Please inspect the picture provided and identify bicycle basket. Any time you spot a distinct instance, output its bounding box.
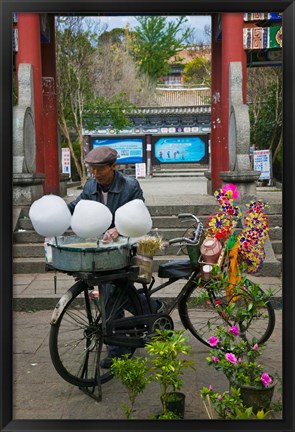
[186,244,201,268]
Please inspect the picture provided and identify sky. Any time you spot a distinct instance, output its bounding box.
[93,15,211,41]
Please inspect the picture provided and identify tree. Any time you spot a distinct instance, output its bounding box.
[131,16,192,81]
[93,28,158,106]
[55,17,134,185]
[247,66,282,180]
[183,56,211,86]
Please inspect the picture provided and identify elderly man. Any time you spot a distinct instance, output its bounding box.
[68,145,144,242]
[68,146,165,368]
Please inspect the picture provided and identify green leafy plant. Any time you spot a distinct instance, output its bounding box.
[145,329,195,418]
[111,355,151,419]
[199,266,273,325]
[201,385,271,419]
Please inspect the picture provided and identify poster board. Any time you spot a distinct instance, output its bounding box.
[253,149,272,180]
[61,147,71,176]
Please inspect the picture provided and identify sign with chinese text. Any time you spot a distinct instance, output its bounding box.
[135,163,146,178]
[61,148,71,176]
[253,150,272,180]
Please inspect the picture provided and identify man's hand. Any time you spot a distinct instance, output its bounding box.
[102,227,119,242]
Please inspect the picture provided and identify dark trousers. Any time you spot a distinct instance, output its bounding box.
[102,282,158,356]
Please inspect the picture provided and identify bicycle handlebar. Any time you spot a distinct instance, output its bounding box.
[169,214,203,246]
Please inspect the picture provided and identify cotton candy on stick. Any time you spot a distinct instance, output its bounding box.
[115,199,153,237]
[29,195,71,237]
[71,200,112,238]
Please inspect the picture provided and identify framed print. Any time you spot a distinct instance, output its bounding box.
[1,1,294,431]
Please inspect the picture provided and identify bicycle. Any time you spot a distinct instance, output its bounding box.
[48,213,275,399]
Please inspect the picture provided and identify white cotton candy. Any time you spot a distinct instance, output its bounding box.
[29,194,71,237]
[71,200,112,238]
[115,199,152,237]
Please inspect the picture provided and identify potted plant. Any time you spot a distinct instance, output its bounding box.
[205,325,277,413]
[200,385,272,419]
[145,329,195,419]
[111,355,151,419]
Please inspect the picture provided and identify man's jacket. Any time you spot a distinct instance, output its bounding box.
[68,170,144,226]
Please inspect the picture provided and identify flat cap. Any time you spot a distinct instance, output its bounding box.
[84,146,118,165]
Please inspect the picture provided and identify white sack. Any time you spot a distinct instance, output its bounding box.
[71,200,112,238]
[29,195,71,237]
[115,199,152,237]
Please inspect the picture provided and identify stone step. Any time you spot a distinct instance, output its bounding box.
[152,172,206,177]
[13,257,46,274]
[269,227,282,240]
[13,254,281,278]
[17,212,282,231]
[13,243,45,258]
[13,237,281,277]
[14,227,282,246]
[275,253,282,262]
[18,201,283,218]
[272,240,282,254]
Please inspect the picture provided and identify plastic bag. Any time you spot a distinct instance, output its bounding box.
[29,195,71,237]
[71,200,112,238]
[115,199,152,237]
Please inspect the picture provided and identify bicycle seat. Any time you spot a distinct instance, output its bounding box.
[158,259,196,279]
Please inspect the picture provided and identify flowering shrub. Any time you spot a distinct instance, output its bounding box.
[206,326,274,389]
[206,184,270,273]
[200,385,271,419]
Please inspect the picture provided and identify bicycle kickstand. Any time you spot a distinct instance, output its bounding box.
[79,339,103,402]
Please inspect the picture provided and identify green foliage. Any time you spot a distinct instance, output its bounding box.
[84,93,135,132]
[98,27,127,45]
[201,386,272,419]
[111,355,151,419]
[155,411,181,420]
[201,266,273,325]
[131,16,192,80]
[145,329,194,416]
[183,57,211,87]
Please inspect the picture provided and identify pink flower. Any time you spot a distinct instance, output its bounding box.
[223,184,239,199]
[261,372,272,387]
[218,395,222,401]
[229,326,239,336]
[253,343,259,350]
[208,336,219,347]
[209,384,213,391]
[211,356,219,363]
[225,353,237,364]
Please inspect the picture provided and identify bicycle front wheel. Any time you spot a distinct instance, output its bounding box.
[49,279,142,388]
[179,276,275,347]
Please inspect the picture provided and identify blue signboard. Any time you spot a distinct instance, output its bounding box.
[92,137,144,164]
[153,136,206,163]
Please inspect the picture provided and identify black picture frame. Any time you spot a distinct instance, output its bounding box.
[1,1,294,431]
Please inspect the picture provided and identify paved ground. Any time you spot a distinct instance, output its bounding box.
[13,308,282,420]
[12,177,283,421]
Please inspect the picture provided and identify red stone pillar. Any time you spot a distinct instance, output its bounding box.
[41,14,60,194]
[220,13,247,172]
[210,14,223,192]
[16,13,45,173]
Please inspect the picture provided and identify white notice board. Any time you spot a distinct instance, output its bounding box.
[62,148,71,176]
[253,150,272,180]
[135,163,146,178]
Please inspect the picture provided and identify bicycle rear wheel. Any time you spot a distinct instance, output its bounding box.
[179,276,275,347]
[49,279,142,388]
